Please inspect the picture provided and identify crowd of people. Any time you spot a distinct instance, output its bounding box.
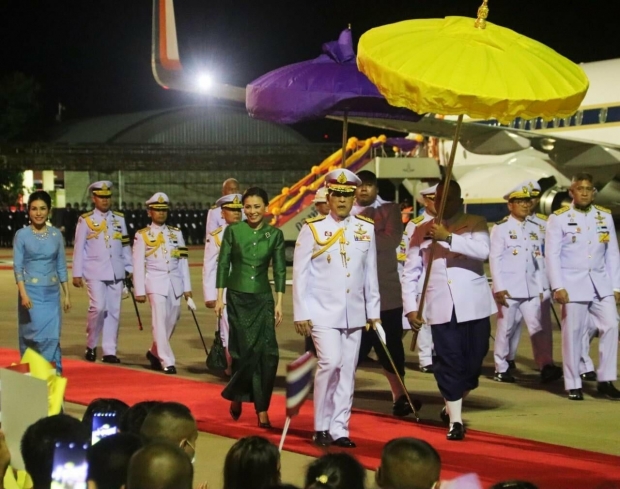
[0,200,214,249]
[9,170,620,460]
[0,399,542,489]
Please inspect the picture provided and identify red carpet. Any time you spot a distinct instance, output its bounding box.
[2,348,619,489]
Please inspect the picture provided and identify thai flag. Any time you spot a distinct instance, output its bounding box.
[286,352,317,418]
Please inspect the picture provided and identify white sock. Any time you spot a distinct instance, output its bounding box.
[446,398,463,425]
[385,370,406,401]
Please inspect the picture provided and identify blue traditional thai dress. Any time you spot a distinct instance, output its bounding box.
[13,225,67,373]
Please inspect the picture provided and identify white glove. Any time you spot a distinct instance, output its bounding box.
[186,297,197,311]
[122,286,129,300]
[375,322,387,345]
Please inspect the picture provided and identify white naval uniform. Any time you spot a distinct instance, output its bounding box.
[293,213,380,439]
[546,204,620,390]
[398,213,434,367]
[490,215,553,373]
[202,224,230,347]
[73,209,133,355]
[132,223,191,368]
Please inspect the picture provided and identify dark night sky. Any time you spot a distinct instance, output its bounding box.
[2,0,620,137]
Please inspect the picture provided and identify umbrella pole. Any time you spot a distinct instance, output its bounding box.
[341,110,349,166]
[410,114,464,351]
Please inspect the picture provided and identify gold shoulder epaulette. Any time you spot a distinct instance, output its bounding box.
[535,213,548,221]
[495,216,509,225]
[168,225,181,231]
[210,204,218,209]
[305,215,327,224]
[81,211,94,218]
[553,206,570,216]
[412,215,425,225]
[210,226,223,236]
[594,204,611,214]
[355,214,374,224]
[137,227,149,234]
[113,211,124,217]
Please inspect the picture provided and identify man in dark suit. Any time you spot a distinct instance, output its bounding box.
[353,170,417,417]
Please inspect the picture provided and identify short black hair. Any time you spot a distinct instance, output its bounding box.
[223,436,281,489]
[127,442,193,489]
[120,401,163,436]
[378,437,440,489]
[82,398,130,432]
[28,190,52,210]
[571,172,594,184]
[243,187,269,206]
[21,414,90,489]
[88,433,142,489]
[140,402,196,446]
[356,170,378,186]
[305,453,366,489]
[436,180,462,198]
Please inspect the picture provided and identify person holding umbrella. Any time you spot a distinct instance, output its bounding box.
[132,192,194,375]
[403,180,496,440]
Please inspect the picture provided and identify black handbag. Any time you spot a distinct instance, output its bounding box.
[206,319,228,371]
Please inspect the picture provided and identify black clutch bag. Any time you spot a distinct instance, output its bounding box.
[206,319,228,371]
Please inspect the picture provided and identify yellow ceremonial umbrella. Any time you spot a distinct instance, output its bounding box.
[357,0,589,348]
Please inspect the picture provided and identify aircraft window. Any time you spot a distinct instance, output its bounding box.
[575,111,583,126]
[599,107,608,123]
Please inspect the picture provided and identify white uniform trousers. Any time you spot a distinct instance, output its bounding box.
[148,282,181,368]
[312,325,362,440]
[579,319,598,374]
[507,289,554,368]
[562,296,619,390]
[218,306,229,347]
[495,295,552,373]
[86,279,123,356]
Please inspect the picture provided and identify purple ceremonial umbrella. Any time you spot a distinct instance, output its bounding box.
[246,28,423,154]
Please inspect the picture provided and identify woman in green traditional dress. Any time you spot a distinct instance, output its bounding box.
[214,187,286,428]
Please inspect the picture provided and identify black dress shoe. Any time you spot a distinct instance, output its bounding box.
[229,402,242,421]
[494,371,516,383]
[102,355,121,364]
[568,388,584,400]
[146,351,162,371]
[420,364,434,374]
[84,347,97,362]
[597,381,620,400]
[440,406,450,424]
[446,422,465,441]
[332,437,356,448]
[163,366,177,374]
[392,395,422,417]
[258,420,273,429]
[580,371,597,382]
[507,360,517,370]
[313,431,332,447]
[540,364,563,383]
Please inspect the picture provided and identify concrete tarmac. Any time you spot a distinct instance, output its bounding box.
[1,247,619,487]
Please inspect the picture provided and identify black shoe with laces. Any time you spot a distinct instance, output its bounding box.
[85,347,97,362]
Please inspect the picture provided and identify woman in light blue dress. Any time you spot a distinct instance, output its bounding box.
[13,191,71,374]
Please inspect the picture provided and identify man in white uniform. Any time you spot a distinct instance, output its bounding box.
[490,183,562,384]
[73,181,133,363]
[293,169,381,448]
[399,185,437,374]
[205,178,240,238]
[202,193,244,374]
[545,172,620,400]
[133,192,193,375]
